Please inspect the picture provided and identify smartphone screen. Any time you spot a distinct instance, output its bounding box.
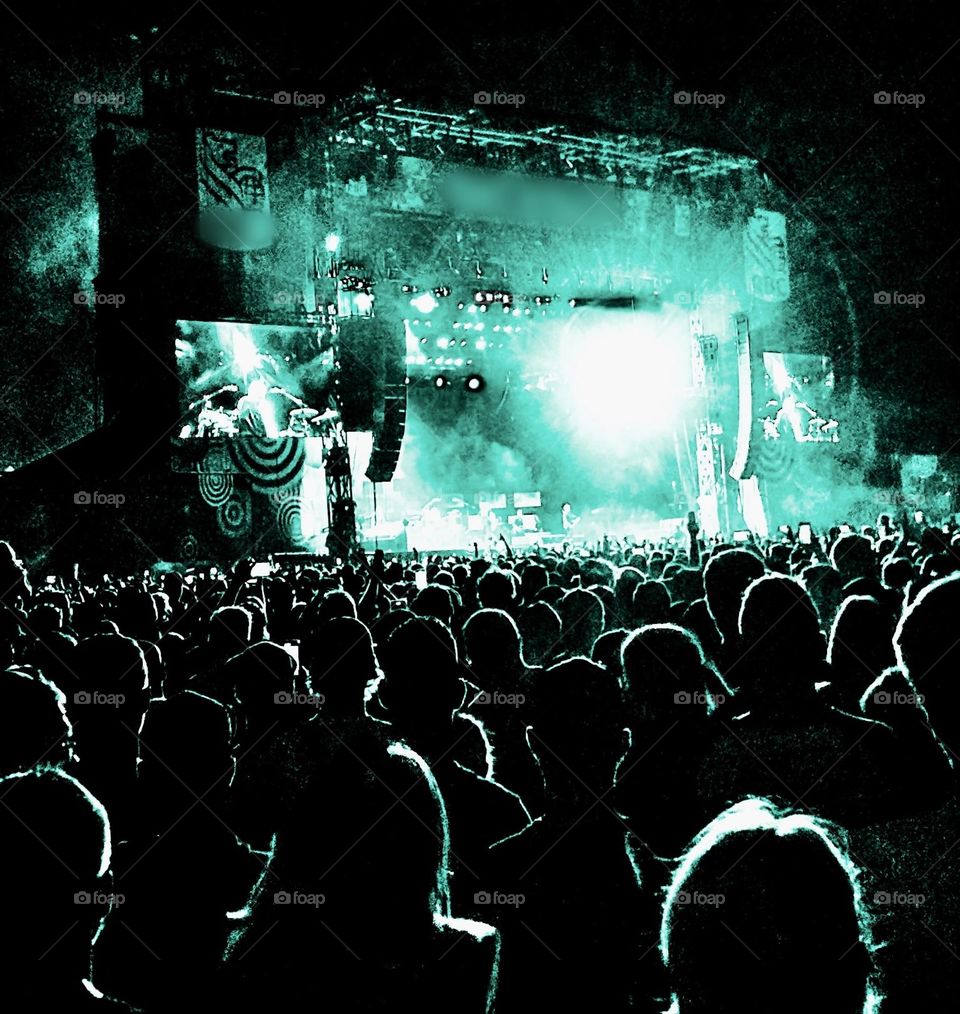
[45,575,57,585]
[250,562,272,578]
[798,523,813,545]
[283,642,300,665]
[733,530,750,543]
[415,570,428,590]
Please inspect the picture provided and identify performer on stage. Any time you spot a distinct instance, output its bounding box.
[561,501,580,532]
[237,378,279,436]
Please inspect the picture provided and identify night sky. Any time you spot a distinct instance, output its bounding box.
[1,1,958,469]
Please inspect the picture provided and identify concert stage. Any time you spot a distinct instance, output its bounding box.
[0,72,883,567]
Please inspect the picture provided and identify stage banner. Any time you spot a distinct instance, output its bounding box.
[743,208,790,302]
[195,128,273,250]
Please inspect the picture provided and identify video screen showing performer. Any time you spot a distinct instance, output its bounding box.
[759,352,839,444]
[175,320,338,439]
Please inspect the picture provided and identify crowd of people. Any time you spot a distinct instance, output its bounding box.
[1,507,959,1011]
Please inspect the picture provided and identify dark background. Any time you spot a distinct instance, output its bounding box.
[1,0,958,468]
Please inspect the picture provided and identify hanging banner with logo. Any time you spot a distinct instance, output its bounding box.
[196,128,273,249]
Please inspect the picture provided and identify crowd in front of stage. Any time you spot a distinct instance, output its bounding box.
[1,509,959,1012]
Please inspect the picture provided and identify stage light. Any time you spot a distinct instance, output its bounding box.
[411,292,439,314]
[476,339,487,350]
[544,303,688,458]
[437,337,449,349]
[434,375,448,388]
[465,374,485,392]
[325,233,341,253]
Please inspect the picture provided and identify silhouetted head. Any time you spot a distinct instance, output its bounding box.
[303,616,378,718]
[518,602,562,667]
[139,691,233,812]
[225,640,299,718]
[800,562,845,631]
[0,767,112,985]
[411,584,456,628]
[378,617,466,743]
[463,609,524,683]
[615,566,644,612]
[895,572,960,744]
[827,596,896,708]
[668,568,704,609]
[0,669,73,773]
[703,549,765,642]
[159,632,188,694]
[311,588,357,627]
[632,580,672,627]
[581,558,617,590]
[72,633,150,715]
[831,533,877,584]
[478,568,517,611]
[208,606,253,658]
[520,563,549,603]
[621,624,723,722]
[27,602,63,636]
[662,798,875,1014]
[737,575,826,699]
[113,587,160,642]
[881,555,914,592]
[557,588,605,658]
[527,657,623,797]
[369,607,416,651]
